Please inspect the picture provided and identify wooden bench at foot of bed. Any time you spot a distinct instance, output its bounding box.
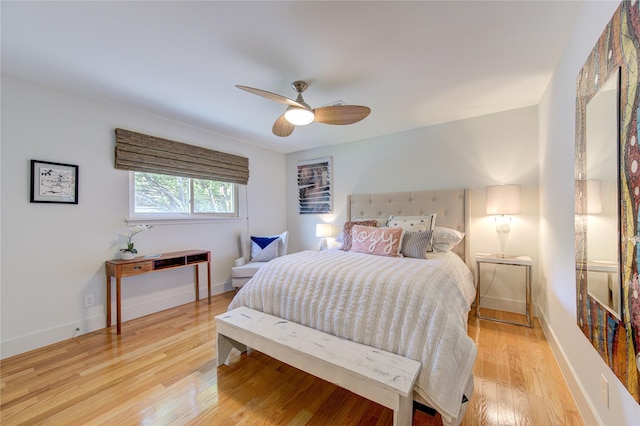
[215,307,421,426]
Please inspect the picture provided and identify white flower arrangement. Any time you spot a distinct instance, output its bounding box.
[121,224,153,254]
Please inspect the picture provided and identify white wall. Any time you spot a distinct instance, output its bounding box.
[286,105,540,315]
[539,1,640,425]
[0,75,287,358]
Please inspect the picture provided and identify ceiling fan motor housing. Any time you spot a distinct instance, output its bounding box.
[291,81,308,93]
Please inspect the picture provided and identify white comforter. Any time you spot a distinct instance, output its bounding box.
[228,249,477,425]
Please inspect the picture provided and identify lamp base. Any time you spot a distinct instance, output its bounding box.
[495,215,512,233]
[496,223,511,233]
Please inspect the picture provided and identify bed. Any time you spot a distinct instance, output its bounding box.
[228,189,477,426]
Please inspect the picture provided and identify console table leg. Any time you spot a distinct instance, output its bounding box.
[106,275,111,328]
[195,264,200,301]
[207,261,211,304]
[526,265,533,327]
[116,277,122,335]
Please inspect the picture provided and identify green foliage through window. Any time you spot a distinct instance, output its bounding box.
[133,172,236,216]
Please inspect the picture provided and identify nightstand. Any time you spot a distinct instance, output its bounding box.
[475,253,533,327]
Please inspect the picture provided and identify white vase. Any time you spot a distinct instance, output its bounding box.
[121,251,135,260]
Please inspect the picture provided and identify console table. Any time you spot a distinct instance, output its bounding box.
[105,249,211,334]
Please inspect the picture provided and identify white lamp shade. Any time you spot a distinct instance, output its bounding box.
[285,107,315,125]
[486,184,521,215]
[316,223,333,238]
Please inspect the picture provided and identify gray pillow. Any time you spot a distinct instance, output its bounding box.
[400,230,433,259]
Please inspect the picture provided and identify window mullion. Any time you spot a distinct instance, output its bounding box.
[189,178,195,214]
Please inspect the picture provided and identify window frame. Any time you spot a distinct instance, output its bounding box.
[127,171,241,224]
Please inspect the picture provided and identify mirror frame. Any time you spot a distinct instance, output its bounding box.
[575,0,639,402]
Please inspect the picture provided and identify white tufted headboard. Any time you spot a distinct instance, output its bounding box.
[347,189,469,263]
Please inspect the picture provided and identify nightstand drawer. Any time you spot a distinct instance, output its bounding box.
[121,261,153,276]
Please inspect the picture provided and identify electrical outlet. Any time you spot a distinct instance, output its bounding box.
[600,374,609,408]
[84,294,94,307]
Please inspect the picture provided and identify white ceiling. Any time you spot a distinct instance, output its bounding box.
[1,1,584,154]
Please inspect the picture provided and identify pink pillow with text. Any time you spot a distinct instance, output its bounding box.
[339,220,379,251]
[350,225,405,257]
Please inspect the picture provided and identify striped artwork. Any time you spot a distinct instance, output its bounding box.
[297,157,332,214]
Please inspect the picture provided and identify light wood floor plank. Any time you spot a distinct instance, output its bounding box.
[1,292,582,425]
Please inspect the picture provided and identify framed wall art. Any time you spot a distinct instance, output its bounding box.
[30,160,78,204]
[297,157,332,214]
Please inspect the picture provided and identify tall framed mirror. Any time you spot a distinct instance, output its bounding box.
[575,1,640,402]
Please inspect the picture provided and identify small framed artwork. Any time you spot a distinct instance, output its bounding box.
[298,157,332,214]
[30,160,78,204]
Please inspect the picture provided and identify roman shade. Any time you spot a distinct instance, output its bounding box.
[114,128,249,185]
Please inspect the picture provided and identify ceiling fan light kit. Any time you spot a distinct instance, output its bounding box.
[236,80,371,137]
[284,106,314,125]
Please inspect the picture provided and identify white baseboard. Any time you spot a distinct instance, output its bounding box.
[537,310,600,426]
[0,314,108,359]
[0,281,232,359]
[112,281,230,323]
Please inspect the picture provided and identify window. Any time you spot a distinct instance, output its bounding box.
[115,128,247,221]
[131,171,237,218]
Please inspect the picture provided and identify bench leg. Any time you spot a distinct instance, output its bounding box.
[217,333,247,366]
[393,395,413,426]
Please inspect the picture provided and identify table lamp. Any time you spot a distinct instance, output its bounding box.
[486,184,521,233]
[316,223,333,251]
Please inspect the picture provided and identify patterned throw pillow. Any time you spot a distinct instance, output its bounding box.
[387,214,437,231]
[339,220,379,251]
[387,214,437,251]
[352,216,388,228]
[400,230,433,259]
[350,225,405,257]
[251,236,281,261]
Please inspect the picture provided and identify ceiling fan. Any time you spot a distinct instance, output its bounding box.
[236,81,371,137]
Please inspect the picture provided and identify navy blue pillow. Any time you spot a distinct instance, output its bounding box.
[251,236,279,249]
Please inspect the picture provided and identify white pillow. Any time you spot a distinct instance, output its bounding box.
[431,227,465,252]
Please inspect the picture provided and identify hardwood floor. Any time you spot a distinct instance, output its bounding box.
[1,292,583,425]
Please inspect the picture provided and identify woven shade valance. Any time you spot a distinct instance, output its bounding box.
[114,128,249,185]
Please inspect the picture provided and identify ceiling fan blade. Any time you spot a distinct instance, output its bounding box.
[313,105,371,125]
[236,85,306,108]
[272,114,295,137]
